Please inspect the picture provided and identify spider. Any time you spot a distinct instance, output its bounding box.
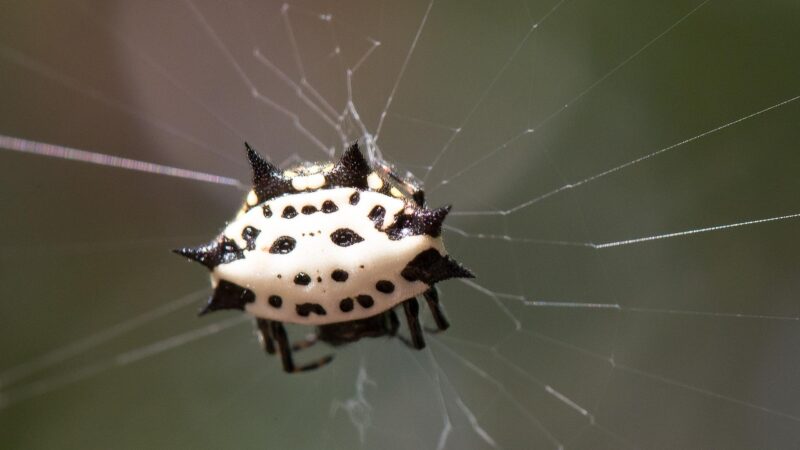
[174,142,473,373]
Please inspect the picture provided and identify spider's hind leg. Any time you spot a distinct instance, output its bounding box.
[269,321,333,373]
[401,297,426,350]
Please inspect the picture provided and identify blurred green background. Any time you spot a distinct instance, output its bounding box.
[1,0,799,448]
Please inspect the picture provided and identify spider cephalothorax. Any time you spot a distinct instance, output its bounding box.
[174,142,473,372]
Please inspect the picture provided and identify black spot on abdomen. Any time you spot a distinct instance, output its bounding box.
[322,200,338,213]
[282,206,298,218]
[241,226,261,251]
[294,272,312,285]
[269,236,296,254]
[339,298,354,312]
[376,280,395,294]
[368,205,385,227]
[331,269,349,282]
[301,205,318,215]
[330,228,364,247]
[262,204,272,217]
[356,295,374,308]
[296,303,327,317]
[349,191,360,205]
[268,295,283,308]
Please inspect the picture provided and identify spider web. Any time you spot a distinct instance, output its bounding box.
[1,0,800,448]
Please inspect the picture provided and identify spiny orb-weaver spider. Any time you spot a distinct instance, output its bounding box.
[174,142,473,373]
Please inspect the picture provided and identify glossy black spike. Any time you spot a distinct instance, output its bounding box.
[246,142,279,180]
[173,236,245,270]
[245,142,293,202]
[384,205,451,240]
[326,141,371,189]
[199,280,256,316]
[400,248,475,285]
[422,205,450,237]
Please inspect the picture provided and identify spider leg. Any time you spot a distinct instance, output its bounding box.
[392,314,416,348]
[387,309,400,336]
[262,319,317,352]
[423,326,442,334]
[256,319,275,354]
[291,333,319,352]
[269,321,333,373]
[401,297,426,349]
[422,287,450,331]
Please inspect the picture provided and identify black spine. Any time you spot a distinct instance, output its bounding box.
[400,248,475,285]
[173,236,245,270]
[326,142,371,189]
[384,205,451,240]
[199,280,256,316]
[246,142,292,202]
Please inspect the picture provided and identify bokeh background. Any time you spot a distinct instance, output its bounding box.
[1,0,799,448]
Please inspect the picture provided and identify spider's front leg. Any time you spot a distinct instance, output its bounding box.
[422,287,449,331]
[387,309,400,336]
[256,319,275,354]
[269,321,333,373]
[290,333,319,352]
[257,319,319,353]
[401,297,426,349]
